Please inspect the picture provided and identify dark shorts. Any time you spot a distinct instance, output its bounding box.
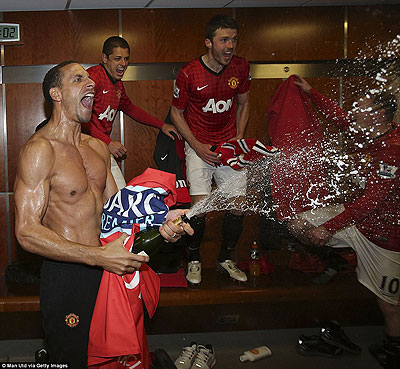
[40,260,102,368]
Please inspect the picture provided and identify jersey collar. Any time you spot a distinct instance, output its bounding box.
[100,63,117,84]
[199,55,227,76]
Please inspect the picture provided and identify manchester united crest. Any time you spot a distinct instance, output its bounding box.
[117,89,122,100]
[65,313,79,327]
[228,77,239,89]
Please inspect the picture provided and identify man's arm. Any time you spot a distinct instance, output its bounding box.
[309,162,399,245]
[119,88,181,140]
[170,105,219,166]
[14,138,147,275]
[293,75,351,130]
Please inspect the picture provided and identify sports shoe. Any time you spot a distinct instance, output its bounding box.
[191,344,216,369]
[175,342,197,369]
[296,335,342,358]
[370,335,400,369]
[320,320,362,354]
[218,260,247,282]
[311,267,337,285]
[186,261,201,285]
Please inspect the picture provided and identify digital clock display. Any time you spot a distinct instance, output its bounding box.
[0,23,20,42]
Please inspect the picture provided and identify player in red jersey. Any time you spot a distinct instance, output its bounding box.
[171,14,251,284]
[291,75,400,368]
[82,36,180,189]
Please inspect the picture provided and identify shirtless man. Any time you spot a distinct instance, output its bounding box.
[14,60,191,367]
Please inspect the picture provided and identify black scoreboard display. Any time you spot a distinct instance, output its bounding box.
[0,23,21,43]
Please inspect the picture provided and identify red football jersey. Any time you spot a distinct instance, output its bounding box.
[172,55,251,145]
[82,64,164,145]
[309,89,400,251]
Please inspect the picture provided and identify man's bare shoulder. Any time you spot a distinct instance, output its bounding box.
[81,133,109,159]
[16,133,55,185]
[21,133,55,161]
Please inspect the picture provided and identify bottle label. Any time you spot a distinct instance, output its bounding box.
[138,250,149,257]
[250,349,259,355]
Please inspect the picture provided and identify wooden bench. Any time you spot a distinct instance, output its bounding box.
[0,265,383,339]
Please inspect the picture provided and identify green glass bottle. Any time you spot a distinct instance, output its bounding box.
[132,214,195,257]
[132,227,167,257]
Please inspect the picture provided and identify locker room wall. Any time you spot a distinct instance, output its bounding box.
[0,5,399,272]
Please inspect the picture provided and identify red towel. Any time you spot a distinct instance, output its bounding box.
[88,169,179,369]
[159,268,188,288]
[268,75,329,219]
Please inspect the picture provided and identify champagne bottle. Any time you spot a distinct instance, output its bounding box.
[132,214,195,257]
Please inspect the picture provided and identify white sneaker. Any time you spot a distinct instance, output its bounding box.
[175,342,197,369]
[186,261,201,285]
[218,260,248,282]
[191,344,216,369]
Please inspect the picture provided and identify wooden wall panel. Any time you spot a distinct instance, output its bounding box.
[247,79,281,144]
[236,7,344,61]
[347,5,400,59]
[122,8,232,63]
[246,77,341,145]
[6,84,47,191]
[122,80,174,181]
[1,5,399,273]
[3,10,120,65]
[0,87,5,193]
[0,196,9,274]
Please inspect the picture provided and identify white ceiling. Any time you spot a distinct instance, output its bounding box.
[0,0,398,12]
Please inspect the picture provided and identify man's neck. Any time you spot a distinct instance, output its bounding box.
[48,112,82,145]
[100,63,117,84]
[201,54,224,73]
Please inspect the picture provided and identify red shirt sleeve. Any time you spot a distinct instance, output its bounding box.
[324,150,400,233]
[308,88,351,130]
[238,59,251,95]
[172,66,190,111]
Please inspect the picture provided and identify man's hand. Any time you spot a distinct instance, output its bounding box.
[293,75,312,94]
[160,209,194,243]
[309,225,332,246]
[99,233,149,275]
[161,123,182,140]
[288,217,315,245]
[193,142,220,166]
[108,140,128,159]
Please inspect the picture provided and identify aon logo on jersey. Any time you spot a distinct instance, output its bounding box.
[99,105,116,122]
[202,98,232,113]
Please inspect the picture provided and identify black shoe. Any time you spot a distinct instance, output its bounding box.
[296,335,343,358]
[150,348,176,369]
[370,337,400,369]
[320,320,362,355]
[35,348,49,363]
[311,268,337,285]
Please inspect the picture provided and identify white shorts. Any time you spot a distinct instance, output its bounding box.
[110,155,127,190]
[299,204,400,305]
[185,142,247,198]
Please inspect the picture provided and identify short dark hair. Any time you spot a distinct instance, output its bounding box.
[42,60,78,107]
[102,36,130,57]
[205,14,239,40]
[372,92,398,122]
